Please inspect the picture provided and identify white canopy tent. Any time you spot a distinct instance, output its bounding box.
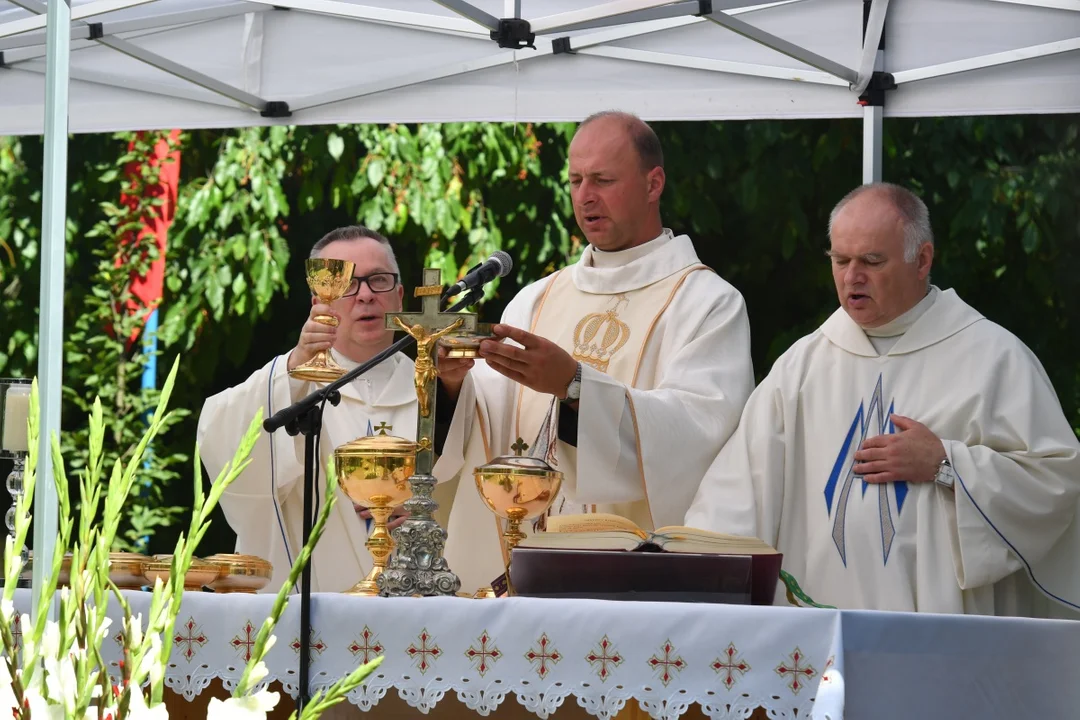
[0,0,1078,609]
[3,0,1080,135]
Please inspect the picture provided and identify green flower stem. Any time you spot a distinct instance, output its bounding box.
[234,455,340,699]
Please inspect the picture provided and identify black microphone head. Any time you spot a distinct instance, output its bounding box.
[492,250,513,277]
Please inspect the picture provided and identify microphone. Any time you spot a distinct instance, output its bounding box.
[442,251,513,299]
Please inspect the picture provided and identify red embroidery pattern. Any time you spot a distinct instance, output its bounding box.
[711,643,751,690]
[349,626,385,665]
[406,628,442,675]
[775,647,817,694]
[647,640,687,687]
[585,635,623,682]
[525,634,562,680]
[465,632,502,677]
[230,621,258,662]
[173,617,208,662]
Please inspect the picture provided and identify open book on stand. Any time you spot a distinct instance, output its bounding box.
[518,513,778,555]
[511,514,782,605]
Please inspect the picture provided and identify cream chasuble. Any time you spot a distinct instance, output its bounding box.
[199,349,465,594]
[516,264,705,528]
[438,231,755,594]
[685,288,1080,617]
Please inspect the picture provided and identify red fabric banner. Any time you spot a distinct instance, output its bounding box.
[116,129,182,346]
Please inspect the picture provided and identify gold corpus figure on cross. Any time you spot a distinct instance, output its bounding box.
[393,316,463,418]
[385,268,478,475]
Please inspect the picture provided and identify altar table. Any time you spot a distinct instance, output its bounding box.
[11,590,1079,719]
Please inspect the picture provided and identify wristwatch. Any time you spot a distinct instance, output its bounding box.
[934,457,956,491]
[563,362,582,402]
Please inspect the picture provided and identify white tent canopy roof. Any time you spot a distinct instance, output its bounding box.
[1,0,1078,135]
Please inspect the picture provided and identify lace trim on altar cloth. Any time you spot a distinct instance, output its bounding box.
[160,665,825,719]
[18,590,841,720]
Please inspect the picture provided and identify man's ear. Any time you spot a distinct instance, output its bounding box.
[917,242,934,281]
[647,166,665,204]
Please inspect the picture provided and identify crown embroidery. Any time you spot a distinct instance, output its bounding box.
[573,295,631,372]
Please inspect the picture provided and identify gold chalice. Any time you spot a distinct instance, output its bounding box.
[473,439,562,597]
[437,322,495,359]
[290,258,356,383]
[334,431,416,596]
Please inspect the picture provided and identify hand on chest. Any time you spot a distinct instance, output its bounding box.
[803,366,974,565]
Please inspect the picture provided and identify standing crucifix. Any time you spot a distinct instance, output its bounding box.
[385,268,478,473]
[379,268,477,597]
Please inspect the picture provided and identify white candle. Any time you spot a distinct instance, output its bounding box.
[2,385,30,454]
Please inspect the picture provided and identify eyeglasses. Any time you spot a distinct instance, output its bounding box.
[341,272,399,297]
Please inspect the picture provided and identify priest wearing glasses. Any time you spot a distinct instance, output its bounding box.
[197,225,468,593]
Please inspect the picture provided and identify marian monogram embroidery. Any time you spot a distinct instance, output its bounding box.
[823,373,908,566]
[572,295,631,372]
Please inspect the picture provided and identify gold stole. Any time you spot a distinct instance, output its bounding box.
[514,263,709,531]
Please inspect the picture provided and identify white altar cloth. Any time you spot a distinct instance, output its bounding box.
[9,591,1079,720]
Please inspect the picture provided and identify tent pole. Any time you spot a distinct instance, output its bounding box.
[31,0,70,621]
[862,105,883,183]
[861,0,885,184]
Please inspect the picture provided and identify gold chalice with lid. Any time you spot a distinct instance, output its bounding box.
[473,438,562,597]
[290,257,356,383]
[334,429,416,596]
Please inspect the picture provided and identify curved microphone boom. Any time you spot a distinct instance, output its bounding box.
[442,251,513,299]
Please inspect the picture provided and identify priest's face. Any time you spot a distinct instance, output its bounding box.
[316,238,404,358]
[828,195,933,328]
[568,118,665,252]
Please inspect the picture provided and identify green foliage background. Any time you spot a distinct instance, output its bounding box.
[0,116,1076,555]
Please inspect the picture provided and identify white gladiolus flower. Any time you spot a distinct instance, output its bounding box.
[26,690,66,720]
[129,613,144,647]
[40,619,60,658]
[126,685,170,720]
[144,633,166,688]
[207,690,280,719]
[0,661,19,715]
[98,616,113,642]
[246,661,270,689]
[43,650,78,715]
[1,598,15,622]
[138,633,163,680]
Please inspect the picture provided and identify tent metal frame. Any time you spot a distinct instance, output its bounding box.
[0,0,1077,620]
[3,0,1077,121]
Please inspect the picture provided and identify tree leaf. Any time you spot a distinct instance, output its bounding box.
[327,133,345,161]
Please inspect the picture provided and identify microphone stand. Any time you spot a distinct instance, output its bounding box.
[263,286,484,712]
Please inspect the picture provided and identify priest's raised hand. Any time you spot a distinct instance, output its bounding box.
[478,324,580,401]
[287,302,337,371]
[853,414,947,485]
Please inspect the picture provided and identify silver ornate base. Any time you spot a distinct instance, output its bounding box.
[377,473,460,597]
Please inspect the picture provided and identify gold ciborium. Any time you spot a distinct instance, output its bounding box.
[205,553,273,594]
[473,440,562,597]
[334,431,416,596]
[290,258,356,383]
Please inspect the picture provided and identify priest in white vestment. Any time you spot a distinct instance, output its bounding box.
[436,112,755,593]
[685,183,1080,617]
[198,226,467,593]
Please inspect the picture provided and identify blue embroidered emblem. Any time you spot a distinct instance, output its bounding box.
[823,373,907,565]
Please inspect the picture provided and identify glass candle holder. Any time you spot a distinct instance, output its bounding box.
[1,378,32,578]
